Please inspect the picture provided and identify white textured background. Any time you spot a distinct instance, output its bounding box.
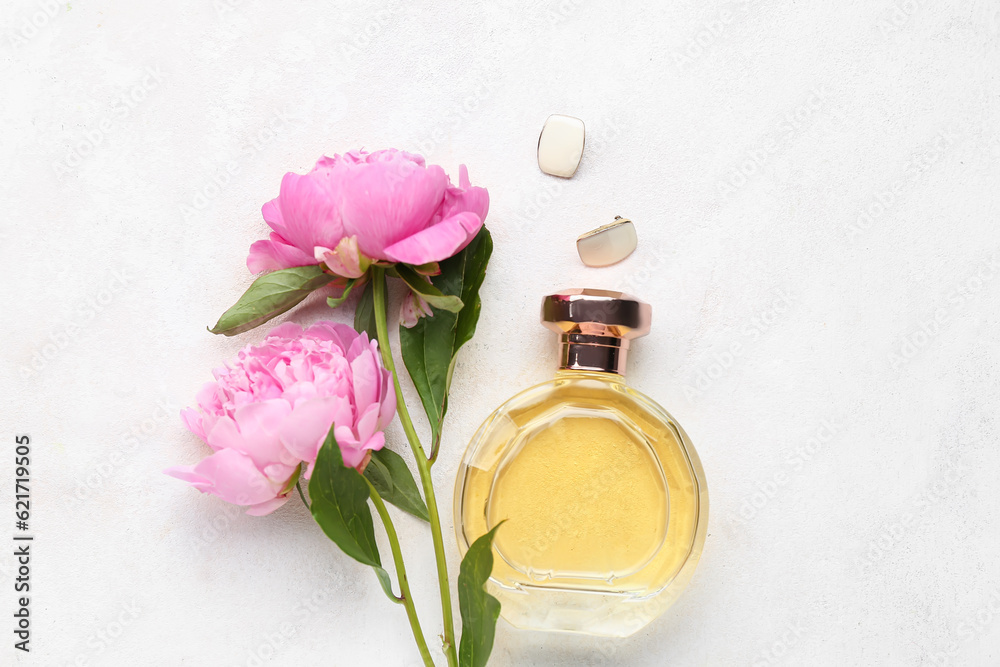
[2,1,999,665]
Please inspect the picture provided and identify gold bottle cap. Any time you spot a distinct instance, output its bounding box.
[541,289,651,375]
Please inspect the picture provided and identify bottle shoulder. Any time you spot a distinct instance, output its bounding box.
[489,371,681,427]
[466,370,705,489]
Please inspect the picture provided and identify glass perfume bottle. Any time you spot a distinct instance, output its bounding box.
[454,289,708,637]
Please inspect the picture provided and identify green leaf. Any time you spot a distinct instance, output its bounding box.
[364,454,393,495]
[308,426,394,599]
[327,277,360,309]
[209,265,336,336]
[278,462,303,496]
[396,264,464,312]
[373,566,396,602]
[399,227,493,453]
[458,523,504,667]
[363,448,429,522]
[412,261,440,276]
[354,279,378,341]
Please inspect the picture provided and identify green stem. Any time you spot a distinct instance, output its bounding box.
[372,267,459,667]
[295,480,309,509]
[364,476,435,667]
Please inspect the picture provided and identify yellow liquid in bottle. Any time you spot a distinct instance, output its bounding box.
[489,416,668,581]
[459,373,705,607]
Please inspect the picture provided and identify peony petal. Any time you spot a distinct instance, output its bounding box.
[168,448,279,506]
[206,416,242,452]
[265,322,306,343]
[339,158,448,259]
[163,465,208,486]
[382,212,483,264]
[354,402,381,443]
[261,197,285,233]
[263,462,297,481]
[377,369,397,428]
[247,234,317,273]
[313,245,333,263]
[181,407,207,441]
[280,396,353,463]
[281,381,318,408]
[272,171,344,251]
[334,424,360,451]
[400,291,433,328]
[195,381,223,412]
[449,164,490,223]
[344,330,372,363]
[350,349,380,410]
[245,495,291,516]
[317,236,369,279]
[344,431,385,471]
[340,448,365,469]
[305,321,360,354]
[364,431,386,454]
[231,399,296,471]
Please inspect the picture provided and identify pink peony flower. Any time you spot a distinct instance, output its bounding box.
[166,321,396,515]
[247,149,489,276]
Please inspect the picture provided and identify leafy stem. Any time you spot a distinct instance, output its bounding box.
[372,266,459,667]
[363,476,434,666]
[295,480,309,509]
[398,228,493,464]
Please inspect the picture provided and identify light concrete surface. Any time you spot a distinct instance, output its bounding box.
[2,1,999,665]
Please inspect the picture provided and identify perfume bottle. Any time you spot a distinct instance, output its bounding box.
[454,289,708,637]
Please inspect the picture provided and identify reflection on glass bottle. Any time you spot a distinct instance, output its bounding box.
[454,289,708,636]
